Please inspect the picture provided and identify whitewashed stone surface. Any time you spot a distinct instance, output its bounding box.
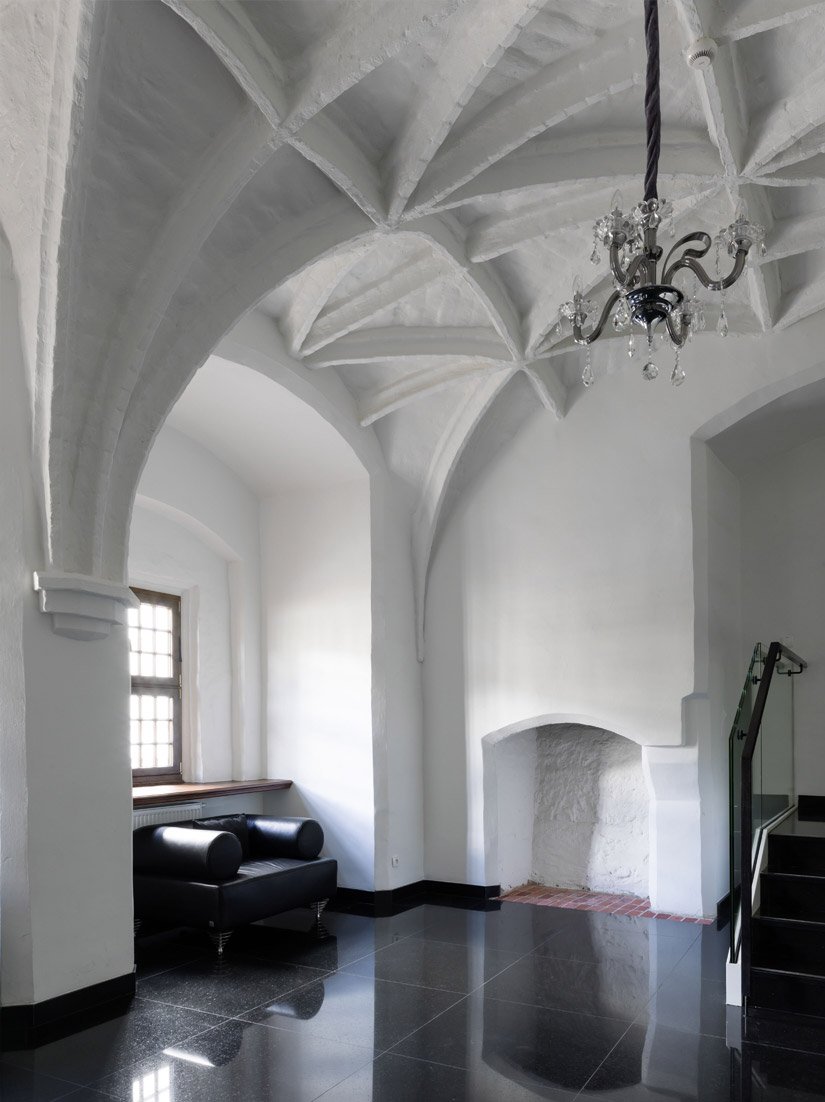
[532,724,649,896]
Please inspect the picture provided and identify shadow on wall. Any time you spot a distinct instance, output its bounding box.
[485,723,649,897]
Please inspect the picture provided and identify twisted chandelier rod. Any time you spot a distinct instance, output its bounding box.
[559,0,766,387]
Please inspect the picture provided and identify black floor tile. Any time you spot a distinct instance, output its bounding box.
[10,903,825,1102]
[91,1017,373,1102]
[391,993,629,1093]
[671,926,730,982]
[53,1091,120,1101]
[0,1062,80,1101]
[530,920,694,979]
[240,909,423,970]
[241,970,463,1051]
[318,1050,579,1101]
[134,932,208,980]
[643,975,728,1037]
[526,907,701,946]
[579,1022,734,1100]
[1,1000,220,1088]
[412,901,564,953]
[137,953,327,1018]
[482,953,653,1021]
[341,936,522,993]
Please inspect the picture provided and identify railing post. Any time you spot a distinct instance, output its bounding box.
[740,641,782,1004]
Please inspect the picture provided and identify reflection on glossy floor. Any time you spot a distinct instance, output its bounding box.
[2,900,825,1100]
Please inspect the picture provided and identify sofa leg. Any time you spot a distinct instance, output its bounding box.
[134,918,143,936]
[209,930,234,956]
[311,899,329,923]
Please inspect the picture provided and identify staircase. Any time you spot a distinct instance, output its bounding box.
[749,806,825,1018]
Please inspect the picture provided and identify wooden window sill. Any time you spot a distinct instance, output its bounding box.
[132,778,293,808]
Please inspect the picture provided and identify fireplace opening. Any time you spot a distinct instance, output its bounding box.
[485,722,649,898]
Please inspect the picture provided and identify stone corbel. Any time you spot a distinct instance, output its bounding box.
[33,572,138,641]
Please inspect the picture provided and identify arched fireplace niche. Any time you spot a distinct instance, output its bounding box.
[483,721,650,898]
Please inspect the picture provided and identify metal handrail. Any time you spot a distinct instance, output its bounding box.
[740,641,807,1001]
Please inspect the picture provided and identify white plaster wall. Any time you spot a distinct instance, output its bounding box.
[740,434,825,796]
[132,427,263,780]
[129,503,233,782]
[424,366,696,903]
[423,324,825,916]
[262,480,375,890]
[219,316,425,892]
[693,444,743,912]
[483,728,538,893]
[0,238,134,1005]
[532,726,649,896]
[1,234,40,1004]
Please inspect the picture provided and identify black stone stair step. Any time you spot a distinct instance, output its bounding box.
[761,870,825,921]
[753,915,825,975]
[750,966,825,1018]
[745,1006,825,1057]
[768,831,825,875]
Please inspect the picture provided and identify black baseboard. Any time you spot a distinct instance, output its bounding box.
[0,971,135,1048]
[332,880,501,917]
[798,795,825,821]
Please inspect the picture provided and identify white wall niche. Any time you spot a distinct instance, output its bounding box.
[485,722,649,899]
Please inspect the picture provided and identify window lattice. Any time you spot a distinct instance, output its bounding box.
[128,589,181,780]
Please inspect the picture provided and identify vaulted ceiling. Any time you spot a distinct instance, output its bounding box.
[5,0,825,582]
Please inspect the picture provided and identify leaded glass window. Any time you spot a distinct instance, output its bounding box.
[128,589,182,782]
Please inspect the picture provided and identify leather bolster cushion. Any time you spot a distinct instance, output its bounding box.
[247,816,324,859]
[133,825,243,881]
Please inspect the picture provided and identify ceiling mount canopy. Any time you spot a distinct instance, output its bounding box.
[558,0,766,389]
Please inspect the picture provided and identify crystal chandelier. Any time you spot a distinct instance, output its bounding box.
[558,0,766,388]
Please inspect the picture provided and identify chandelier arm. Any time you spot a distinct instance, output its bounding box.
[665,249,748,292]
[572,289,623,345]
[662,232,713,276]
[608,240,631,286]
[643,0,661,201]
[609,245,647,289]
[665,311,689,349]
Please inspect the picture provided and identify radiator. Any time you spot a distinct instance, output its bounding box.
[133,802,203,829]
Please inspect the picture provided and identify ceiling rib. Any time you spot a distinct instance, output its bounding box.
[303,326,512,367]
[302,252,438,355]
[358,360,510,426]
[408,27,643,215]
[384,0,542,222]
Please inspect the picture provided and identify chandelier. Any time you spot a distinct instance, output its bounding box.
[558,0,766,388]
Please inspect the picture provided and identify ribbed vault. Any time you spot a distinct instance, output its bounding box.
[4,0,825,646]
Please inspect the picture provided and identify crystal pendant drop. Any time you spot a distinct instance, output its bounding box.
[582,347,594,388]
[671,349,686,387]
[612,297,630,332]
[642,360,659,381]
[717,306,729,338]
[760,242,767,257]
[642,334,658,380]
[590,244,600,265]
[628,334,635,358]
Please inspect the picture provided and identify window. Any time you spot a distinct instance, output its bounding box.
[128,588,182,783]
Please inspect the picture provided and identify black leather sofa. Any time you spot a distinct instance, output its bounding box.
[133,813,337,952]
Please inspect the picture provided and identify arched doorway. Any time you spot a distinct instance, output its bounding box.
[130,352,377,891]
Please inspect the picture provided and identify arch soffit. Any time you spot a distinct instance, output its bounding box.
[481,712,643,750]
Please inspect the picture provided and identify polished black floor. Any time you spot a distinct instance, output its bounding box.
[3,900,825,1100]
